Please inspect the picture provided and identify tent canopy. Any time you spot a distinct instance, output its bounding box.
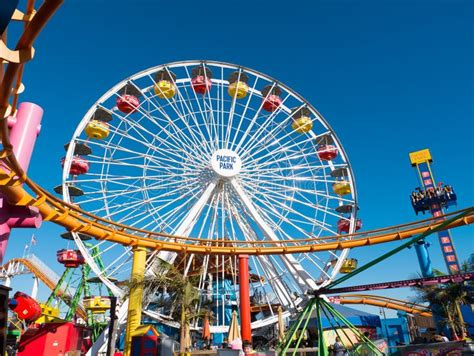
[307,303,381,329]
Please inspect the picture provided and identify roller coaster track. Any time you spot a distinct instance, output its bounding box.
[319,272,474,295]
[0,0,473,256]
[0,255,87,319]
[330,294,432,317]
[1,254,61,293]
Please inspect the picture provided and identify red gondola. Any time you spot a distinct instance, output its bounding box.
[337,218,362,234]
[317,144,338,161]
[261,85,282,112]
[263,94,282,112]
[191,66,212,94]
[57,249,85,268]
[8,292,42,322]
[116,94,140,114]
[192,76,212,94]
[61,156,89,176]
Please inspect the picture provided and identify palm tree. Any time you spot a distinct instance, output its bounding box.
[413,259,473,339]
[127,259,209,355]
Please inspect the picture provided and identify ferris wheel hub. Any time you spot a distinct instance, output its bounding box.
[211,149,242,178]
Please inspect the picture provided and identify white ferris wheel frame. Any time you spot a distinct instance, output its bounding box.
[61,59,359,327]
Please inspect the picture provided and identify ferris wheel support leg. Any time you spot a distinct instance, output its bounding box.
[0,102,43,264]
[238,255,252,349]
[158,181,217,264]
[230,179,318,291]
[124,246,147,356]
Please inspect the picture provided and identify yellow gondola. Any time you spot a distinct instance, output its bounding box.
[36,304,61,323]
[154,80,176,99]
[228,81,249,99]
[333,181,351,196]
[85,120,109,140]
[83,296,111,314]
[291,116,313,133]
[340,258,358,273]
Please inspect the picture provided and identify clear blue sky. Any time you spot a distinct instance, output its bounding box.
[5,0,473,315]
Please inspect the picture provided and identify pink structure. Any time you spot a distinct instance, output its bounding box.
[0,102,43,263]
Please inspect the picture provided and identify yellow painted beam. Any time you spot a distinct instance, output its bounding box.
[123,246,147,356]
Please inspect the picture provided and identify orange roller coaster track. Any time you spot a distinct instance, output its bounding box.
[0,0,473,256]
[331,294,432,317]
[3,258,59,296]
[1,257,87,319]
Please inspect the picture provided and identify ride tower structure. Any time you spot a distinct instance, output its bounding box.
[409,149,461,275]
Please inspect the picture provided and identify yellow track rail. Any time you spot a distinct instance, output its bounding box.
[0,0,472,256]
[333,294,432,317]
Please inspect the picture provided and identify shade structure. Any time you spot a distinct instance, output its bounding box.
[277,306,285,342]
[202,314,211,341]
[308,304,381,329]
[228,310,241,343]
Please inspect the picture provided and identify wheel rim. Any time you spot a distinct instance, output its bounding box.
[61,60,358,331]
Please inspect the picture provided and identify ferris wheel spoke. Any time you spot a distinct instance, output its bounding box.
[247,256,278,316]
[118,182,204,227]
[106,102,200,163]
[229,202,296,306]
[242,162,348,175]
[242,176,343,206]
[238,101,300,158]
[77,177,174,206]
[183,66,217,152]
[183,195,218,276]
[234,84,279,153]
[77,136,195,169]
[240,116,315,165]
[114,204,158,226]
[201,64,220,149]
[228,76,260,151]
[99,247,133,278]
[143,75,214,156]
[224,69,243,149]
[300,254,332,280]
[218,67,225,149]
[161,67,216,154]
[242,130,329,167]
[88,193,174,217]
[230,178,318,291]
[68,170,200,187]
[83,157,199,176]
[78,176,192,202]
[243,183,339,235]
[242,188,319,240]
[268,254,302,292]
[142,188,204,232]
[97,117,208,170]
[157,180,218,263]
[118,83,209,157]
[146,96,212,161]
[172,91,215,156]
[243,177,346,222]
[240,171,339,185]
[243,148,322,172]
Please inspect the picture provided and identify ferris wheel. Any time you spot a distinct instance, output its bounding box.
[60,60,358,330]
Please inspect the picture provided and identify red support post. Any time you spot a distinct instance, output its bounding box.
[238,254,252,347]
